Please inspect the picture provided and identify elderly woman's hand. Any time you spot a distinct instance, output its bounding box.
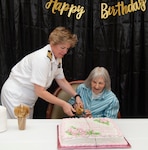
[84,109,92,118]
[75,96,84,108]
[72,103,83,115]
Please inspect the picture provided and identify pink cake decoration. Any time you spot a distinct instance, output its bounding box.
[58,118,131,149]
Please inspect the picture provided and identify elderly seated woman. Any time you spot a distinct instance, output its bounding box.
[68,66,120,118]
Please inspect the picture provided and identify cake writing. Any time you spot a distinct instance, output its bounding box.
[94,118,110,125]
[65,119,110,136]
[66,126,100,136]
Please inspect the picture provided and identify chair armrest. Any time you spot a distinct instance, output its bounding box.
[46,103,54,119]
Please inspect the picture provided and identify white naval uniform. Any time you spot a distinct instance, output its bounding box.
[1,44,64,118]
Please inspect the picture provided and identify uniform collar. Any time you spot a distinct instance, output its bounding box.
[47,44,62,67]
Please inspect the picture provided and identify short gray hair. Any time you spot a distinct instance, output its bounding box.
[84,67,111,90]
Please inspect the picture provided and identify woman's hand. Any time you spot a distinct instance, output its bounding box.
[84,109,92,118]
[75,96,83,108]
[62,102,76,117]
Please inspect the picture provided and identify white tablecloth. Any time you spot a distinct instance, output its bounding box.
[0,119,148,150]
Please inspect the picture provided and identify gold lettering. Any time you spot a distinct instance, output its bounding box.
[127,1,133,13]
[111,6,118,16]
[124,5,129,14]
[120,1,125,15]
[76,6,85,20]
[68,4,77,17]
[101,0,147,19]
[52,1,62,14]
[101,3,109,19]
[107,7,112,17]
[45,0,85,19]
[60,2,69,15]
[133,0,140,11]
[139,0,146,11]
[45,0,53,9]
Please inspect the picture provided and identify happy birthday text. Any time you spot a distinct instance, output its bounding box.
[45,0,85,19]
[101,0,147,19]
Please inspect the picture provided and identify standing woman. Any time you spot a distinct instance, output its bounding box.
[1,27,83,118]
[69,67,120,118]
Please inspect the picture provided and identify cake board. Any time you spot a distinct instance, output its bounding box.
[57,126,131,150]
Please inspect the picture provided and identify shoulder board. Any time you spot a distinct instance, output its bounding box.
[47,50,52,61]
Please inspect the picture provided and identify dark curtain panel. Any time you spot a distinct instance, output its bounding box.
[0,0,148,118]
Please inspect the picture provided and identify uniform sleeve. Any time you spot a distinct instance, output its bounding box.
[30,56,51,87]
[54,67,65,79]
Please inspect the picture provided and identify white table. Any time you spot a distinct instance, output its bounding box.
[0,119,148,150]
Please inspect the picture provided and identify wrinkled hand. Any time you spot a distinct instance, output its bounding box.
[75,104,84,115]
[62,102,76,117]
[84,109,92,118]
[75,96,83,108]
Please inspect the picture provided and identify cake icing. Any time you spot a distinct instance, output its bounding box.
[59,118,128,147]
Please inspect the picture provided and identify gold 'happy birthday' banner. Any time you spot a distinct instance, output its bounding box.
[101,0,147,19]
[45,0,85,19]
[45,0,147,20]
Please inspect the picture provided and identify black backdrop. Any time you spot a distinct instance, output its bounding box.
[0,0,148,118]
